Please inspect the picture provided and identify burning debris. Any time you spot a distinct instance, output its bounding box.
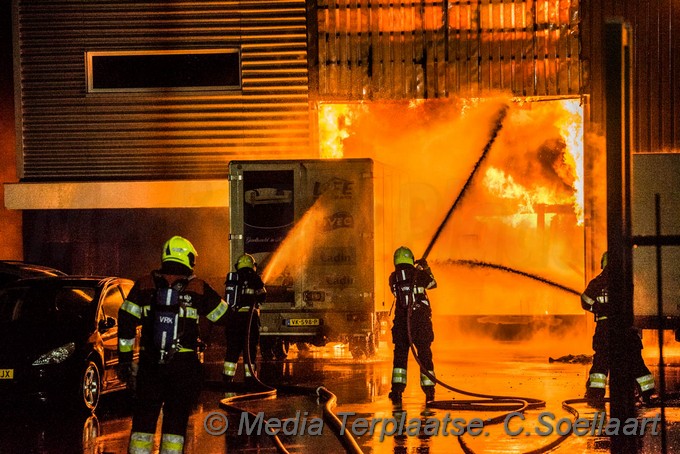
[548,354,593,364]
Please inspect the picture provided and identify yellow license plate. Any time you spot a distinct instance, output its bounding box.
[0,369,14,379]
[286,318,320,327]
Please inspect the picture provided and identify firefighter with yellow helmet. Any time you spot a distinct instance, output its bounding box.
[388,246,438,405]
[222,253,266,384]
[581,251,656,408]
[118,236,230,454]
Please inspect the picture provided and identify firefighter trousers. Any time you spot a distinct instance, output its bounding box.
[224,309,260,379]
[586,321,655,399]
[129,353,202,453]
[391,307,435,394]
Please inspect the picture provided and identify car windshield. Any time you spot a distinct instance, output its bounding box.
[0,285,97,322]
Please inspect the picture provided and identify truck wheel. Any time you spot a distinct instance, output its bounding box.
[260,338,289,360]
[273,339,289,360]
[296,342,310,352]
[260,337,276,361]
[349,337,369,359]
[366,331,378,357]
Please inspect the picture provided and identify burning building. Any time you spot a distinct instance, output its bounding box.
[1,1,678,334]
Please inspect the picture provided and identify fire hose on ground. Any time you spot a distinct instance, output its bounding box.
[405,269,583,454]
[217,303,363,454]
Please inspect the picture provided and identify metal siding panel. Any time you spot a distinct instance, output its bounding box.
[584,0,679,154]
[17,0,310,180]
[657,0,672,151]
[647,0,662,153]
[672,0,680,150]
[315,0,590,100]
[636,0,652,152]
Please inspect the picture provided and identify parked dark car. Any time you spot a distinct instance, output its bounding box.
[0,276,135,412]
[0,260,66,288]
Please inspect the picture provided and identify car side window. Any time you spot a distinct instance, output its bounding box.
[119,281,133,300]
[101,286,124,322]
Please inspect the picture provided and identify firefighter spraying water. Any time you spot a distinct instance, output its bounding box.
[227,158,390,359]
[388,246,438,405]
[223,253,266,385]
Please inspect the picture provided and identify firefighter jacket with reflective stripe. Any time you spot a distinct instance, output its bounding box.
[224,267,266,311]
[580,266,613,322]
[389,263,437,319]
[118,271,229,364]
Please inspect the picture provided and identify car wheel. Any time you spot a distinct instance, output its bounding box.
[80,360,101,412]
[82,414,100,449]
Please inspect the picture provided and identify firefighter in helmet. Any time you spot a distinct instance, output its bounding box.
[388,246,438,405]
[118,236,230,454]
[222,253,266,385]
[581,251,656,408]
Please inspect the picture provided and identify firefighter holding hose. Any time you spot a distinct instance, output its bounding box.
[222,253,266,385]
[388,246,438,405]
[581,251,656,408]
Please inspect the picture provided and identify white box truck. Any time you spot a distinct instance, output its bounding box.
[632,153,680,333]
[228,159,391,359]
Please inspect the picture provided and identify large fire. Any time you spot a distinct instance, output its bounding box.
[316,97,586,316]
[318,98,584,227]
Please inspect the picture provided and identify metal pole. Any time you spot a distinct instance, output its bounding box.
[655,193,668,453]
[604,19,636,454]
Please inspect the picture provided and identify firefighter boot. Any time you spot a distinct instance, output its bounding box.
[388,391,403,406]
[424,387,435,404]
[585,387,605,409]
[640,389,657,406]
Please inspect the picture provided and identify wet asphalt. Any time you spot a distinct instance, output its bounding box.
[2,325,680,454]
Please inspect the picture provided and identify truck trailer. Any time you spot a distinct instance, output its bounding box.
[228,159,391,359]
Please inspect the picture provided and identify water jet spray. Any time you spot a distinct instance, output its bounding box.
[443,259,581,296]
[420,103,509,261]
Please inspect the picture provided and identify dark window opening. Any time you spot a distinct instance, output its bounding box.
[87,50,240,92]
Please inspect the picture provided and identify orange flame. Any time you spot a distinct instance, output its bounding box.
[556,99,585,225]
[483,98,584,227]
[483,166,559,227]
[318,99,584,229]
[319,104,350,159]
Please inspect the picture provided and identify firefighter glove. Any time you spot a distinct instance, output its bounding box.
[415,259,429,270]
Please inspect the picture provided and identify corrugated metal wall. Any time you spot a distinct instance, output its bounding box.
[316,0,582,99]
[581,0,679,153]
[578,0,680,277]
[15,0,678,181]
[15,0,310,180]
